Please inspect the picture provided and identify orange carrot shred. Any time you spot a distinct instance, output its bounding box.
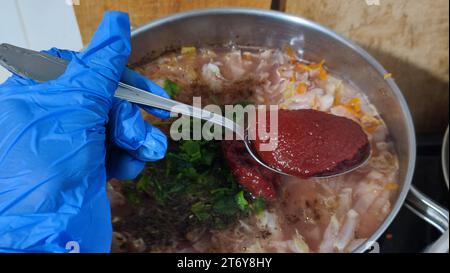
[285,46,296,59]
[319,68,328,81]
[343,98,362,118]
[296,82,307,94]
[295,63,311,72]
[385,182,399,190]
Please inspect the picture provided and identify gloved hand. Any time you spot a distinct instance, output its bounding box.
[0,11,169,253]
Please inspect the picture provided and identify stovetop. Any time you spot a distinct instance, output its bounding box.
[378,134,449,252]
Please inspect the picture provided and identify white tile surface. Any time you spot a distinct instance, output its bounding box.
[0,0,83,83]
[16,0,83,51]
[0,0,28,47]
[0,0,26,82]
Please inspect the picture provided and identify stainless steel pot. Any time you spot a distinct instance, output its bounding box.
[129,8,449,252]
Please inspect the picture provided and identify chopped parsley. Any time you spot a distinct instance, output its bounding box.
[121,139,265,230]
[163,79,181,97]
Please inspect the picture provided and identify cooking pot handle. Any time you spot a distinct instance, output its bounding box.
[405,185,449,252]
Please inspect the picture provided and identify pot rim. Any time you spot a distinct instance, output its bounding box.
[130,8,417,253]
[443,127,449,188]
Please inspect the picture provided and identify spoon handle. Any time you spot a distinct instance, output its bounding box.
[115,82,238,134]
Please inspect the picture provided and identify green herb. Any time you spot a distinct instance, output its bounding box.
[180,141,202,162]
[191,202,211,221]
[121,134,266,232]
[163,79,181,97]
[235,191,249,212]
[213,195,239,216]
[136,175,150,192]
[252,198,265,215]
[123,189,141,205]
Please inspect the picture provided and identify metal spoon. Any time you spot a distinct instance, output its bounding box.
[0,43,370,178]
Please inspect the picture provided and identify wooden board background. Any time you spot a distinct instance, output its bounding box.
[73,0,271,42]
[282,0,449,134]
[74,0,449,134]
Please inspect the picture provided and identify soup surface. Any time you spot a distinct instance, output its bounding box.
[108,45,399,253]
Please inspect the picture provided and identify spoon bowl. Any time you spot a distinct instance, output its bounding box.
[242,127,371,179]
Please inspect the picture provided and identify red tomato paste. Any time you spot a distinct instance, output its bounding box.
[253,109,370,178]
[222,140,279,200]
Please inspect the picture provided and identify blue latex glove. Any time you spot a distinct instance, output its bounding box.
[0,11,169,252]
